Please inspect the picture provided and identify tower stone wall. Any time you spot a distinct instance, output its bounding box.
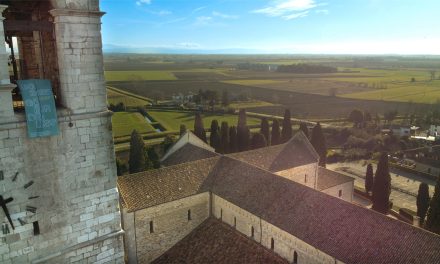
[0,2,124,263]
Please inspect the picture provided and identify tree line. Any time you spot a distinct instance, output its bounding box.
[192,109,327,167]
[277,63,337,74]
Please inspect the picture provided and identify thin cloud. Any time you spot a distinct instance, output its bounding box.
[152,10,172,16]
[212,11,239,19]
[194,16,213,25]
[253,0,319,20]
[192,6,207,14]
[315,9,329,14]
[136,0,151,6]
[283,11,309,20]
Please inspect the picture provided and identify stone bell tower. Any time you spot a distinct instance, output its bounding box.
[0,0,124,263]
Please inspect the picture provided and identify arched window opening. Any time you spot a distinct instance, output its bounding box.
[293,251,298,264]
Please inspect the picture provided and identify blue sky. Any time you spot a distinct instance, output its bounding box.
[101,0,440,54]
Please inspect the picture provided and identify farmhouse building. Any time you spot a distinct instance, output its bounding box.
[118,131,440,264]
[0,1,123,263]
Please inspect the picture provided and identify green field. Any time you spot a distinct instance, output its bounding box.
[107,88,151,107]
[112,112,155,138]
[105,71,177,81]
[340,81,440,104]
[147,110,261,132]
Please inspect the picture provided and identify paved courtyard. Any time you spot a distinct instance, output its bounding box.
[327,161,436,212]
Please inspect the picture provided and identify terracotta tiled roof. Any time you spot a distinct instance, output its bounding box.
[152,218,289,264]
[118,140,440,263]
[228,132,318,172]
[317,167,354,190]
[117,157,220,212]
[208,157,440,264]
[161,143,219,167]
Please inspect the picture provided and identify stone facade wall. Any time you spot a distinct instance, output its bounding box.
[275,163,318,189]
[211,194,262,243]
[211,194,343,264]
[0,112,123,263]
[133,192,210,263]
[321,181,354,202]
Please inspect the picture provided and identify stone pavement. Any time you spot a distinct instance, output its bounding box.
[327,161,436,212]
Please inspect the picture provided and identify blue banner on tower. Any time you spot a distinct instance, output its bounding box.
[17,79,59,138]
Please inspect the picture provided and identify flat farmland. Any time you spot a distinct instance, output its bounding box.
[147,110,261,131]
[107,88,151,107]
[109,80,432,118]
[112,112,156,138]
[222,79,370,96]
[105,71,177,81]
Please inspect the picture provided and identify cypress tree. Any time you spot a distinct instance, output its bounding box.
[237,109,249,151]
[365,163,374,194]
[194,112,207,142]
[251,133,267,149]
[210,120,220,151]
[299,122,309,138]
[281,109,293,143]
[417,182,430,224]
[116,158,127,176]
[238,126,250,151]
[229,126,238,153]
[161,135,175,153]
[128,130,146,173]
[237,109,247,128]
[271,119,281,145]
[371,152,392,214]
[147,147,160,169]
[179,124,187,137]
[220,121,229,154]
[260,118,270,145]
[310,122,327,167]
[425,177,440,234]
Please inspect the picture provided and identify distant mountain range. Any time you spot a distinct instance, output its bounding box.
[103,44,440,57]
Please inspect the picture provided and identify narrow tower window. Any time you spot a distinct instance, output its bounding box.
[220,209,223,220]
[188,209,192,221]
[33,221,40,236]
[251,226,254,238]
[149,221,154,233]
[304,174,307,183]
[234,217,236,228]
[293,251,298,264]
[339,190,343,197]
[271,238,275,250]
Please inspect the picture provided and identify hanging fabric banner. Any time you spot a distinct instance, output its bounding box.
[17,79,59,138]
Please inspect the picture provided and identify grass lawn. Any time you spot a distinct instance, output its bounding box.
[147,110,262,132]
[105,70,177,81]
[229,100,276,109]
[112,112,156,138]
[107,89,151,107]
